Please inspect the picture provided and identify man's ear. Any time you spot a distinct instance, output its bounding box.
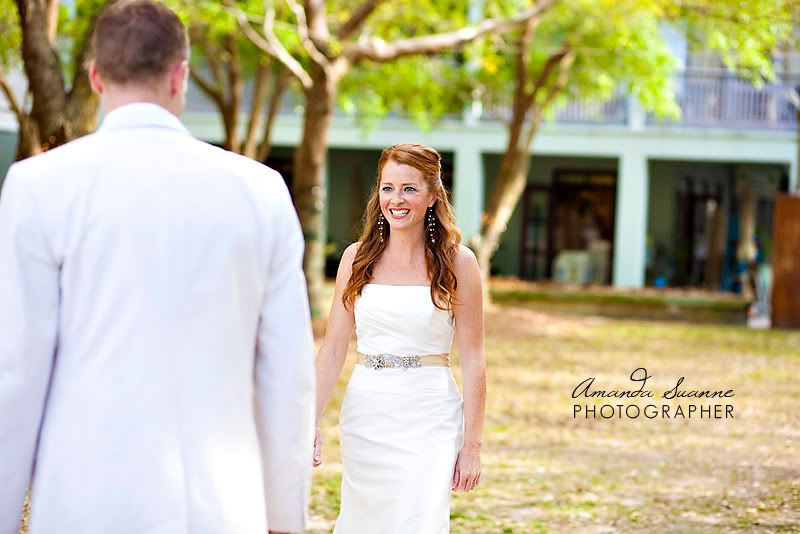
[89,60,104,96]
[170,60,188,96]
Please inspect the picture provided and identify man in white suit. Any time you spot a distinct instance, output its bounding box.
[0,1,315,533]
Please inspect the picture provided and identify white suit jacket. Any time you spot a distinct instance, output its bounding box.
[0,103,315,534]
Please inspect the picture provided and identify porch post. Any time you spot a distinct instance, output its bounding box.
[453,146,484,244]
[612,151,649,287]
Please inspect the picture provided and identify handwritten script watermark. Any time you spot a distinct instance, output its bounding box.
[572,368,735,420]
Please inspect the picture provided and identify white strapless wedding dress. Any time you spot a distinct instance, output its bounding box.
[333,284,465,533]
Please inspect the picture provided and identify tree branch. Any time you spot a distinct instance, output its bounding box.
[336,0,381,41]
[301,0,330,50]
[527,45,570,102]
[524,48,575,148]
[46,0,59,44]
[243,62,271,158]
[508,16,537,145]
[0,70,25,123]
[342,0,559,64]
[542,49,574,106]
[66,3,108,129]
[285,0,330,67]
[257,66,290,161]
[206,44,227,97]
[189,68,225,109]
[226,0,312,89]
[187,25,228,108]
[224,32,243,152]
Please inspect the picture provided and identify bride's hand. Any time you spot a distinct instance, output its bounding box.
[451,445,481,493]
[312,426,323,467]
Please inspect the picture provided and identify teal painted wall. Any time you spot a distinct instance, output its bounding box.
[327,148,382,261]
[0,131,17,190]
[482,153,618,276]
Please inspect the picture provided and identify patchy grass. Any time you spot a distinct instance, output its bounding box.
[16,295,798,533]
[488,278,752,325]
[308,302,800,533]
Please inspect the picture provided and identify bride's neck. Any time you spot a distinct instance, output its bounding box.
[384,231,426,264]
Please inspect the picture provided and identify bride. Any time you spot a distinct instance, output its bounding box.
[313,143,487,533]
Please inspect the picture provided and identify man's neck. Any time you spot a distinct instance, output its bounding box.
[103,90,180,117]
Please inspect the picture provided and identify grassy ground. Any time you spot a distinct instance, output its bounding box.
[309,302,800,533]
[489,279,751,325]
[16,296,798,533]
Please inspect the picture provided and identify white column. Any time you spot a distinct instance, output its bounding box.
[790,153,798,193]
[613,151,649,287]
[626,97,646,131]
[461,0,485,127]
[453,146,484,243]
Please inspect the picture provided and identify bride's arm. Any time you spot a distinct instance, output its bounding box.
[313,243,358,464]
[452,245,487,492]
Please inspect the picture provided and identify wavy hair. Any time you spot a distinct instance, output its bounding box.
[342,143,461,311]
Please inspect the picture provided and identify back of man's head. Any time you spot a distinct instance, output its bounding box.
[94,0,188,87]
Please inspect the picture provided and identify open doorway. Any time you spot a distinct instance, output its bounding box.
[520,169,617,283]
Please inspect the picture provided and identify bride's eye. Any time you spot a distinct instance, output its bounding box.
[404,186,417,192]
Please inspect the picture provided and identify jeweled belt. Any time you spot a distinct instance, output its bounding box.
[357,352,450,370]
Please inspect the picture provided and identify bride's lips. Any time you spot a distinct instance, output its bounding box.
[388,208,410,219]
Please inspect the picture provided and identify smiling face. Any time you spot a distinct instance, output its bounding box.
[379,159,436,234]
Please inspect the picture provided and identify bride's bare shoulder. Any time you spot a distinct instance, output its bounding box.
[342,242,362,264]
[454,245,481,288]
[455,244,478,269]
[337,242,363,276]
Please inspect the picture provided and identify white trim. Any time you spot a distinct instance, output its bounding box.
[179,112,797,168]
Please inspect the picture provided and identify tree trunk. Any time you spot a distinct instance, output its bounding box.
[256,67,290,162]
[473,17,537,305]
[294,65,336,316]
[16,0,68,146]
[476,143,534,303]
[736,180,756,300]
[475,62,537,304]
[242,63,272,159]
[15,116,42,160]
[474,35,573,305]
[12,0,104,160]
[224,34,242,153]
[704,200,726,290]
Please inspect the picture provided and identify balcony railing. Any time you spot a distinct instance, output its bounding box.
[480,91,628,125]
[479,72,799,131]
[649,72,799,130]
[185,70,799,132]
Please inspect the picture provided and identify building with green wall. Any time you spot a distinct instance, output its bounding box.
[2,66,797,292]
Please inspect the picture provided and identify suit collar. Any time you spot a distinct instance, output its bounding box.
[98,103,190,134]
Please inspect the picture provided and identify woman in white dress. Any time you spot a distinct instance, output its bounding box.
[313,143,487,533]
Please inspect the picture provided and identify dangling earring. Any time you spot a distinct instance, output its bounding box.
[427,207,436,244]
[378,212,385,243]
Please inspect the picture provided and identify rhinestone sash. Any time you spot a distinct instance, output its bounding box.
[357,352,450,370]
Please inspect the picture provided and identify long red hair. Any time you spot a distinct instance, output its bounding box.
[342,143,461,311]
